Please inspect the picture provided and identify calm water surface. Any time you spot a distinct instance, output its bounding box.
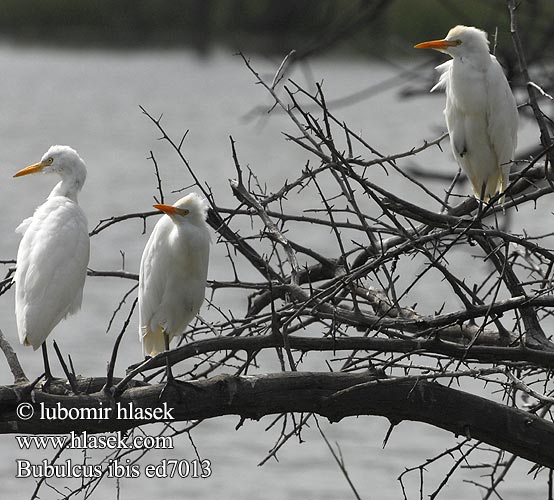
[0,44,548,499]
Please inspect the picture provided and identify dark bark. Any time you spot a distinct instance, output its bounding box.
[1,371,552,468]
[128,335,554,378]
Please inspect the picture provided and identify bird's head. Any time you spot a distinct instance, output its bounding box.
[414,25,490,58]
[13,145,87,183]
[154,192,208,226]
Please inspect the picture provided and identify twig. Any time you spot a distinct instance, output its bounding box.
[316,417,362,500]
[0,328,27,383]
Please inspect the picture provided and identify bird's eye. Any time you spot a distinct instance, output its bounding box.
[454,39,462,46]
[46,157,54,165]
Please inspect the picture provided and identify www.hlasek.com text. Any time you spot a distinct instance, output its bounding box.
[16,430,173,451]
[15,432,212,480]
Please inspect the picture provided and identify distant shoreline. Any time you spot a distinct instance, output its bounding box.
[0,0,539,55]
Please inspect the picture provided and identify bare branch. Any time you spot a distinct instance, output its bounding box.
[0,328,27,384]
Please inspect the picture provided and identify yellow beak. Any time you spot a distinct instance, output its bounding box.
[153,204,189,216]
[13,160,48,178]
[414,39,460,50]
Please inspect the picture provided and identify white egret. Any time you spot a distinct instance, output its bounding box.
[415,25,518,201]
[13,145,90,382]
[139,193,210,382]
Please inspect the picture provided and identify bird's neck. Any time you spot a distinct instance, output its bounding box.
[49,174,85,202]
[452,51,491,71]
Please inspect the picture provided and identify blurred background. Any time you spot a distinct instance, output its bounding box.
[0,1,552,499]
[0,0,553,56]
[0,0,554,56]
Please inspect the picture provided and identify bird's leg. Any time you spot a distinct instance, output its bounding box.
[158,331,203,404]
[52,340,80,394]
[476,181,488,218]
[159,330,184,402]
[41,342,54,391]
[163,330,175,384]
[15,346,53,401]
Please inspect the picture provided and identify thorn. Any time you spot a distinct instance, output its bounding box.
[382,420,399,448]
[235,416,246,430]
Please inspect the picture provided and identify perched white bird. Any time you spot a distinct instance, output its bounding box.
[415,25,518,201]
[139,193,211,365]
[13,145,90,379]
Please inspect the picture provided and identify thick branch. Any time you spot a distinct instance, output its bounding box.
[508,0,553,166]
[123,335,554,387]
[1,372,552,468]
[321,375,554,468]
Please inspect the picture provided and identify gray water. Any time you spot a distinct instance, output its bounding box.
[0,44,548,499]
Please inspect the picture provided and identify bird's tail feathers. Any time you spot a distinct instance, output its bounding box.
[498,163,511,206]
[23,337,41,351]
[471,169,505,203]
[141,325,167,358]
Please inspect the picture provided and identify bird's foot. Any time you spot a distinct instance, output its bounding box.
[41,374,68,394]
[158,376,203,405]
[12,374,39,402]
[101,384,119,414]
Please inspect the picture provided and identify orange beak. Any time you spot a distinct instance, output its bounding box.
[414,39,460,50]
[153,204,189,216]
[13,160,47,178]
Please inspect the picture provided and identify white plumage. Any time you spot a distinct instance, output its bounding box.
[14,145,90,350]
[415,25,518,200]
[139,193,211,357]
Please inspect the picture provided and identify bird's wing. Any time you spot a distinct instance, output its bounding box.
[15,216,33,235]
[444,87,468,162]
[433,60,472,180]
[431,60,452,93]
[138,220,170,346]
[445,82,504,199]
[486,56,518,192]
[138,218,210,357]
[15,197,89,348]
